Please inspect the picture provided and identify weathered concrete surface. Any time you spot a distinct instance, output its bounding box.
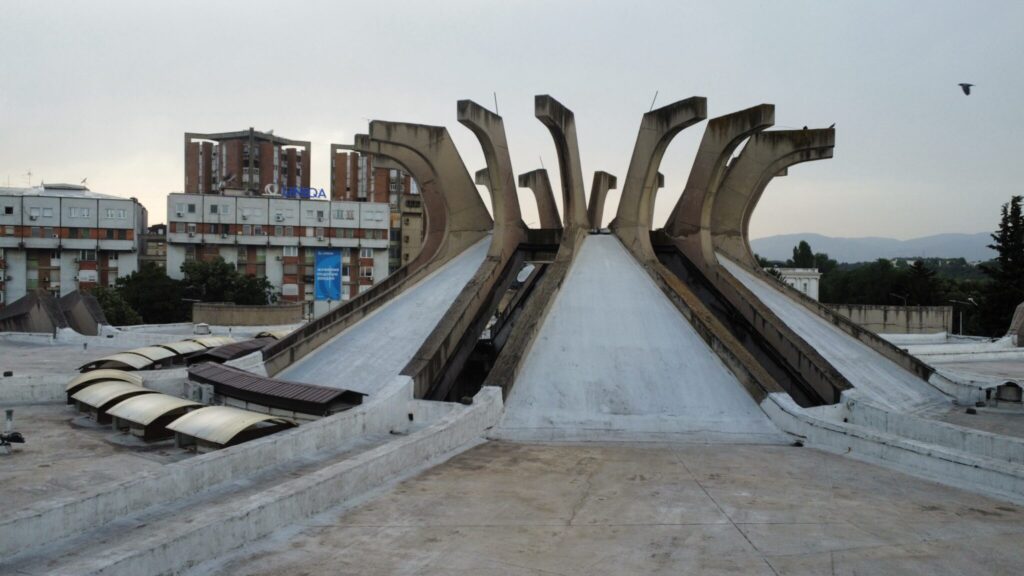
[281,239,489,393]
[203,441,1024,576]
[518,169,561,229]
[191,302,305,326]
[586,171,617,229]
[535,95,590,232]
[665,104,775,267]
[722,256,950,413]
[495,236,784,443]
[711,129,835,268]
[0,404,187,511]
[1009,301,1024,339]
[828,303,954,335]
[610,97,706,264]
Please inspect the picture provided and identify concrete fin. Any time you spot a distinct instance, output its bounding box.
[518,169,561,230]
[535,95,589,232]
[587,171,617,230]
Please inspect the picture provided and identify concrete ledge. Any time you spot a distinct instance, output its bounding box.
[763,393,1024,505]
[0,375,419,559]
[42,386,503,576]
[0,374,68,403]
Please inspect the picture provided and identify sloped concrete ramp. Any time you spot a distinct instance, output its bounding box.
[494,235,785,443]
[280,238,490,394]
[720,255,950,414]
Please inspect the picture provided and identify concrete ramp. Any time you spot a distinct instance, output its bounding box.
[494,235,784,443]
[720,255,950,413]
[280,239,489,394]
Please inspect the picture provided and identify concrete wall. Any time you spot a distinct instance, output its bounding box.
[827,304,952,335]
[192,302,305,326]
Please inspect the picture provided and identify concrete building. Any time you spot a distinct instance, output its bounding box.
[776,267,821,300]
[184,129,311,195]
[0,184,146,308]
[164,192,390,306]
[139,224,167,270]
[397,193,424,268]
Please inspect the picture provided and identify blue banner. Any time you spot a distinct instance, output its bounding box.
[314,249,342,301]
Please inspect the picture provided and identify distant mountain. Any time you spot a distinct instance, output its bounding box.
[750,232,995,264]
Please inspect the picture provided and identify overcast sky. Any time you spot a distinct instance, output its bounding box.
[1,1,1021,240]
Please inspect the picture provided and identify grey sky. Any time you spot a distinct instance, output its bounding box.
[2,1,1021,240]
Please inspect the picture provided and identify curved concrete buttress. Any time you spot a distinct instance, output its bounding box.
[517,169,561,230]
[610,97,707,264]
[664,104,775,267]
[587,171,617,230]
[710,129,835,269]
[535,95,590,233]
[458,100,528,259]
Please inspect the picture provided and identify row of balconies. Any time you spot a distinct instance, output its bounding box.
[0,236,137,251]
[166,232,388,249]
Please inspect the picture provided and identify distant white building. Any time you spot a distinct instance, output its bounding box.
[776,267,821,301]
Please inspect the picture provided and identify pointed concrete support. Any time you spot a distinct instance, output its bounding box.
[474,168,490,190]
[610,97,707,263]
[535,95,589,233]
[587,171,617,230]
[664,104,775,267]
[518,169,561,229]
[711,129,835,269]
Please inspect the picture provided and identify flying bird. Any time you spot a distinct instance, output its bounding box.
[959,83,974,95]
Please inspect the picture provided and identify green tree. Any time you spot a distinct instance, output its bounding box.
[901,261,942,306]
[88,286,142,326]
[116,262,188,323]
[180,257,276,306]
[979,195,1024,335]
[788,240,816,268]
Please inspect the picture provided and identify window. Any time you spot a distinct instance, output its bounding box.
[274,226,283,236]
[44,227,54,238]
[187,203,196,214]
[175,203,185,215]
[237,247,248,262]
[30,227,40,237]
[342,264,350,278]
[359,248,373,259]
[187,223,197,234]
[208,224,216,234]
[242,224,252,235]
[253,225,263,235]
[305,227,313,237]
[316,210,325,220]
[42,208,53,218]
[283,246,298,257]
[79,250,97,261]
[285,226,294,236]
[221,204,230,215]
[106,229,115,239]
[105,208,127,219]
[3,206,12,215]
[305,209,314,218]
[109,252,119,261]
[360,266,374,279]
[5,225,14,236]
[29,207,40,217]
[315,227,324,238]
[210,204,219,214]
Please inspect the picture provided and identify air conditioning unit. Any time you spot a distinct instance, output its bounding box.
[275,215,285,222]
[176,211,184,217]
[4,275,12,281]
[275,255,283,261]
[317,216,324,222]
[221,233,229,239]
[29,215,37,221]
[188,232,195,238]
[51,234,59,239]
[241,215,248,220]
[317,236,324,241]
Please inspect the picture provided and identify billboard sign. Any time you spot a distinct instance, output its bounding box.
[314,249,342,301]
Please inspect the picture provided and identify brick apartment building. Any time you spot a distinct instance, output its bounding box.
[0,184,147,308]
[185,128,311,195]
[329,147,423,273]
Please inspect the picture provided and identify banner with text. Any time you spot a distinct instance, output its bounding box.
[314,249,342,301]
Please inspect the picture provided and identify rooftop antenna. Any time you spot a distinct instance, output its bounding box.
[649,90,659,112]
[493,92,499,115]
[26,170,32,187]
[539,156,545,170]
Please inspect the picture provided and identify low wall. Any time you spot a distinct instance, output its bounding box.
[826,304,952,335]
[192,302,305,326]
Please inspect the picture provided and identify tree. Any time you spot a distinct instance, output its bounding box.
[180,257,276,306]
[789,241,816,268]
[902,260,942,306]
[116,262,188,324]
[89,286,142,326]
[979,195,1024,335]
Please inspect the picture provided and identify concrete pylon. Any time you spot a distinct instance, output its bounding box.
[587,171,617,230]
[474,168,490,190]
[458,100,527,259]
[535,95,589,233]
[664,104,775,268]
[610,97,707,263]
[711,129,835,268]
[517,169,561,230]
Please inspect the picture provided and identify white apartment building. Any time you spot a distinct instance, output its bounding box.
[0,184,146,308]
[165,192,390,306]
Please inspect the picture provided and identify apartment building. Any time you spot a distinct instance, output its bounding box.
[330,148,422,273]
[185,129,311,195]
[0,184,146,308]
[165,192,390,305]
[139,224,167,270]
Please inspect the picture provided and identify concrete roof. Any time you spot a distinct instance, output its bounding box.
[0,185,128,201]
[106,394,201,426]
[166,406,294,446]
[71,381,156,409]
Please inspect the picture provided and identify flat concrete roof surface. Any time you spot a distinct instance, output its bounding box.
[719,255,951,413]
[497,236,783,443]
[280,238,490,394]
[201,441,1024,576]
[0,404,189,511]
